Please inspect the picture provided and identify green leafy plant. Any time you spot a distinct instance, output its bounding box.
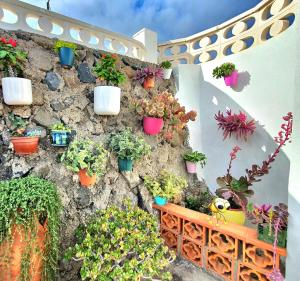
[8,113,28,136]
[0,176,61,281]
[50,123,71,132]
[93,53,126,86]
[53,40,77,53]
[185,191,215,215]
[183,151,207,167]
[108,128,150,160]
[160,60,172,69]
[144,170,188,200]
[65,200,175,281]
[0,37,27,77]
[212,62,236,79]
[61,139,108,176]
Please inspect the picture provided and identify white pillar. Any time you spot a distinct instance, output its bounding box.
[133,28,158,64]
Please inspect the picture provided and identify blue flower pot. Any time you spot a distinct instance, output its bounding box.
[154,196,167,206]
[51,130,70,147]
[59,47,74,68]
[118,158,133,172]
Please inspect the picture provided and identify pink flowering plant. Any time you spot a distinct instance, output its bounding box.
[216,113,293,209]
[134,66,163,84]
[215,110,256,141]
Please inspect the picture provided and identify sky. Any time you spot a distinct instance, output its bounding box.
[20,0,261,42]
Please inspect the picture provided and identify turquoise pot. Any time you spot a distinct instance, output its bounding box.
[51,130,70,147]
[154,196,167,206]
[59,47,74,68]
[118,158,133,172]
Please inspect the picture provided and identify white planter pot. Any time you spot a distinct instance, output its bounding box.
[163,68,172,79]
[94,86,121,115]
[2,77,32,105]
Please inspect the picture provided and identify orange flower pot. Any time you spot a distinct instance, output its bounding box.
[10,136,39,155]
[78,169,96,187]
[0,217,47,281]
[143,76,155,89]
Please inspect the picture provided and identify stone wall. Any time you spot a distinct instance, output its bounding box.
[0,30,206,280]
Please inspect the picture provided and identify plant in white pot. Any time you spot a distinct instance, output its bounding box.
[0,37,32,105]
[160,60,173,79]
[92,53,126,115]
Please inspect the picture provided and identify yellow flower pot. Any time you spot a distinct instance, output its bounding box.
[221,209,246,225]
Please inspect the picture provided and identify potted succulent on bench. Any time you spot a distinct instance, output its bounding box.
[0,37,32,105]
[61,139,108,187]
[9,114,40,155]
[92,53,126,115]
[215,112,293,225]
[183,151,207,174]
[0,176,61,281]
[144,170,188,206]
[135,66,163,89]
[50,123,72,147]
[213,62,238,87]
[160,60,173,79]
[65,200,175,281]
[53,40,77,68]
[108,128,150,172]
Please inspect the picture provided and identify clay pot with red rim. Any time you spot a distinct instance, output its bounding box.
[143,77,155,89]
[78,169,96,187]
[10,136,39,155]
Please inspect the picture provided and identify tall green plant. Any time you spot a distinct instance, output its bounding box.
[65,200,175,281]
[108,128,150,160]
[0,176,61,281]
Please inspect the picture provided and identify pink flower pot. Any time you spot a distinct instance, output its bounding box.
[185,161,197,174]
[143,117,164,135]
[224,70,239,87]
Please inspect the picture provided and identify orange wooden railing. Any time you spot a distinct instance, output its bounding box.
[153,203,287,281]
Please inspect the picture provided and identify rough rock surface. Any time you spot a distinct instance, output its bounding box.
[0,29,208,281]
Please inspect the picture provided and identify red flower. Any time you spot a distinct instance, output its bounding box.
[0,37,7,44]
[111,54,117,59]
[8,38,17,47]
[101,54,106,58]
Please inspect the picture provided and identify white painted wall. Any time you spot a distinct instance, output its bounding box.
[175,22,299,281]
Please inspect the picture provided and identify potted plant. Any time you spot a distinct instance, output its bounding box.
[216,113,293,225]
[215,110,256,141]
[50,123,72,147]
[8,114,40,155]
[212,62,238,87]
[92,53,126,115]
[185,191,215,215]
[0,37,32,105]
[135,66,163,89]
[65,200,175,281]
[61,139,108,187]
[133,91,197,139]
[160,60,172,79]
[0,176,61,281]
[108,128,151,172]
[183,151,207,174]
[53,40,77,68]
[144,170,188,206]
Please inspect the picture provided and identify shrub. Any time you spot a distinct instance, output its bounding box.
[61,139,108,176]
[8,113,28,136]
[185,191,215,215]
[93,53,126,86]
[53,40,77,53]
[134,66,163,83]
[0,176,61,281]
[0,37,27,77]
[65,200,175,281]
[160,60,172,69]
[108,128,150,160]
[50,123,71,132]
[144,170,187,200]
[212,62,236,79]
[183,151,207,167]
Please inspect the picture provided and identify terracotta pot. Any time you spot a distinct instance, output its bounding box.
[143,76,155,89]
[143,117,164,135]
[0,217,47,281]
[10,136,39,155]
[78,169,96,187]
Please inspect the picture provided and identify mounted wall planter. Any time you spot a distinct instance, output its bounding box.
[59,47,74,68]
[222,209,246,225]
[11,136,39,155]
[154,196,167,206]
[118,158,133,172]
[163,68,172,80]
[258,224,287,248]
[185,161,197,174]
[2,77,32,105]
[78,169,96,187]
[94,86,121,115]
[224,70,239,87]
[143,77,155,89]
[51,130,71,147]
[143,117,164,135]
